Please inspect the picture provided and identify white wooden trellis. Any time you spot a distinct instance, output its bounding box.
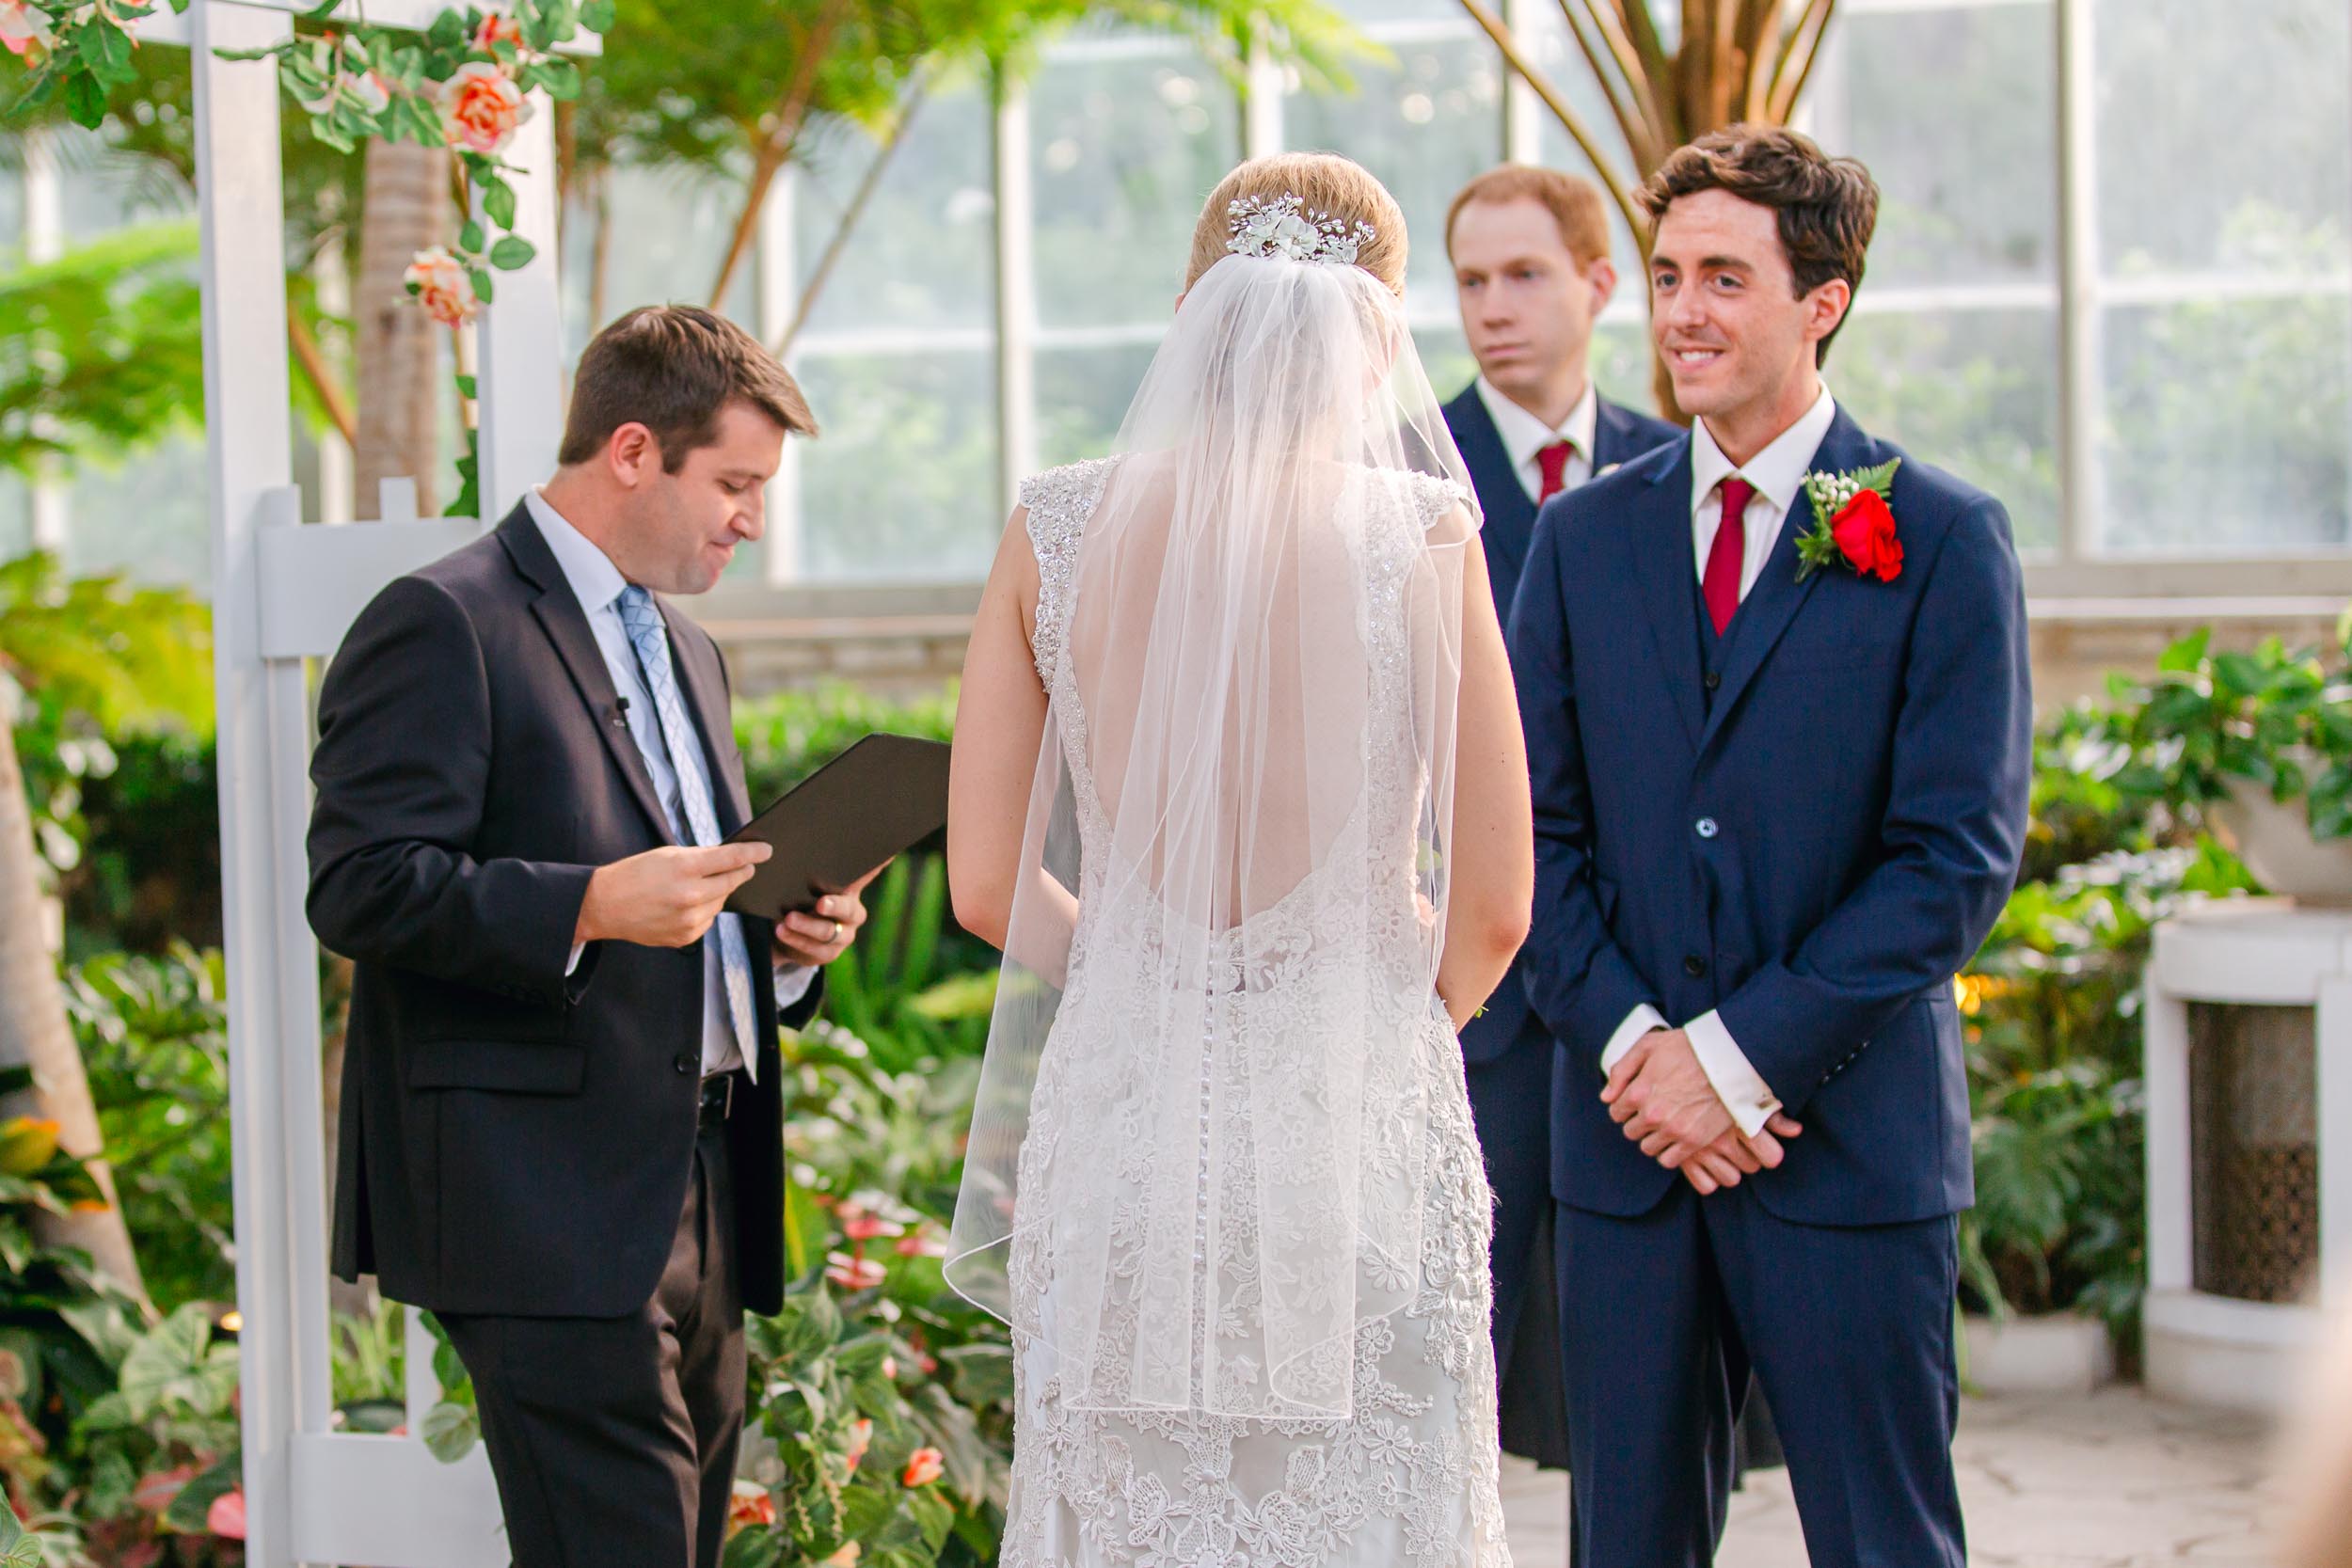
[126,3,590,1561]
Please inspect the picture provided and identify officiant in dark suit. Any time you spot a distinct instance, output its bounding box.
[1439,165,1677,1472]
[308,305,872,1568]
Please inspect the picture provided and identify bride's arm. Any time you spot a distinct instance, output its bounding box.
[1434,509,1535,1032]
[948,508,1079,983]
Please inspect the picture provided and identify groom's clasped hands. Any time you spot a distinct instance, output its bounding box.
[1602,1027,1804,1196]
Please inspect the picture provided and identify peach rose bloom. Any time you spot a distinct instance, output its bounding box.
[725,1479,777,1537]
[0,0,55,58]
[471,11,523,51]
[438,60,532,154]
[403,246,478,326]
[901,1448,945,1488]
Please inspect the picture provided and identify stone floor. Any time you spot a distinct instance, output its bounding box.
[1498,1387,2283,1566]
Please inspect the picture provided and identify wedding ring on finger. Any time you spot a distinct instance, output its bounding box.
[829,918,844,944]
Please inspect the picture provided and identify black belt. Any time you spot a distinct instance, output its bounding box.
[697,1071,735,1132]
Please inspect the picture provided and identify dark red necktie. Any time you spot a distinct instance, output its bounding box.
[1536,440,1575,501]
[1702,476,1756,636]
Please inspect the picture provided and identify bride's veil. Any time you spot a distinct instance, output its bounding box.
[946,190,1481,1420]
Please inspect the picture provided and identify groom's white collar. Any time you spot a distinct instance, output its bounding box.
[1689,384,1837,517]
[524,485,630,619]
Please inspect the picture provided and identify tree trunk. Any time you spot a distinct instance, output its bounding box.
[0,721,148,1303]
[353,139,449,520]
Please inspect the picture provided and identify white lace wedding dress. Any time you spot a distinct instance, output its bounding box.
[993,456,1513,1568]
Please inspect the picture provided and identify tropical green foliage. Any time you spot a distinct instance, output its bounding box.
[65,950,236,1315]
[62,1304,246,1563]
[0,554,211,739]
[736,682,960,802]
[0,223,203,479]
[2093,626,2352,841]
[0,1063,142,1552]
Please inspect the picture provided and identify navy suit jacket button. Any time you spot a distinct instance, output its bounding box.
[673,1053,697,1075]
[1704,671,1722,690]
[1695,816,1720,839]
[1683,955,1708,978]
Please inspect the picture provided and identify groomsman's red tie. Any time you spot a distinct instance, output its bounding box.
[1703,476,1756,636]
[1536,440,1576,502]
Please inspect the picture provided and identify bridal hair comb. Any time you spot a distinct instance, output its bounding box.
[1225,193,1377,267]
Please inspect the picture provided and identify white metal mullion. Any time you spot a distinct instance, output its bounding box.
[993,70,1037,516]
[1244,37,1283,158]
[755,171,803,585]
[1499,0,1539,166]
[2054,0,2103,564]
[191,9,324,1568]
[24,127,68,555]
[2097,271,2352,309]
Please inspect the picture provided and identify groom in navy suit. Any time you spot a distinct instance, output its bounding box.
[1508,128,2030,1566]
[1438,166,1676,1471]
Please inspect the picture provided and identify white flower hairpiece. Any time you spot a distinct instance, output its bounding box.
[1225,193,1377,267]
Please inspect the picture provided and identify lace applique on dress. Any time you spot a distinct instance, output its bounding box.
[1020,456,1118,688]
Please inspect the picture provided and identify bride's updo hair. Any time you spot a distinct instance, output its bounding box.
[1185,153,1409,294]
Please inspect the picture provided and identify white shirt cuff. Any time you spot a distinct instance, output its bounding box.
[1686,1008,1781,1138]
[565,941,585,976]
[1600,1003,1669,1075]
[773,962,817,1010]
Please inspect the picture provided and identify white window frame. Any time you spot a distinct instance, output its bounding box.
[739,0,2352,606]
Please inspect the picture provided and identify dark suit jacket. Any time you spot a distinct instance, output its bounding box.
[309,502,820,1319]
[1507,407,2031,1224]
[1442,382,1679,1067]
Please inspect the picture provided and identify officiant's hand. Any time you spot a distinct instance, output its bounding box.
[576,843,771,949]
[1602,1027,1737,1173]
[771,863,887,968]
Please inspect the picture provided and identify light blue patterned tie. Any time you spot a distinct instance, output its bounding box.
[617,584,757,1067]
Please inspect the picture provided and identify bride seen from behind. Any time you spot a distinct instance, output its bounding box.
[943,152,1531,1568]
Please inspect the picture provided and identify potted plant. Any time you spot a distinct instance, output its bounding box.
[1955,840,2251,1393]
[2098,626,2352,902]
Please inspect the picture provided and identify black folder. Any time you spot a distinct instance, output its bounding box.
[723,733,953,920]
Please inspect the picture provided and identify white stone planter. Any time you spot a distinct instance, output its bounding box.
[1962,1312,2115,1396]
[2215,772,2352,905]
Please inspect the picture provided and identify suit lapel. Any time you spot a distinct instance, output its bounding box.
[496,506,677,846]
[1627,440,1707,753]
[659,598,749,835]
[1696,406,1875,755]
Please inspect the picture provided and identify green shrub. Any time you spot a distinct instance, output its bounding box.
[63,949,237,1317]
[0,1065,144,1554]
[735,683,958,807]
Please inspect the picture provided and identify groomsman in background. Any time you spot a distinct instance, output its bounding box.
[1441,165,1677,1470]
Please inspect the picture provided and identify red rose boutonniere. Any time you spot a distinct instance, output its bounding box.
[1794,459,1904,583]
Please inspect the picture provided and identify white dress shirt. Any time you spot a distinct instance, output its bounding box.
[1475,376,1598,501]
[528,487,813,1080]
[1597,385,1839,1138]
